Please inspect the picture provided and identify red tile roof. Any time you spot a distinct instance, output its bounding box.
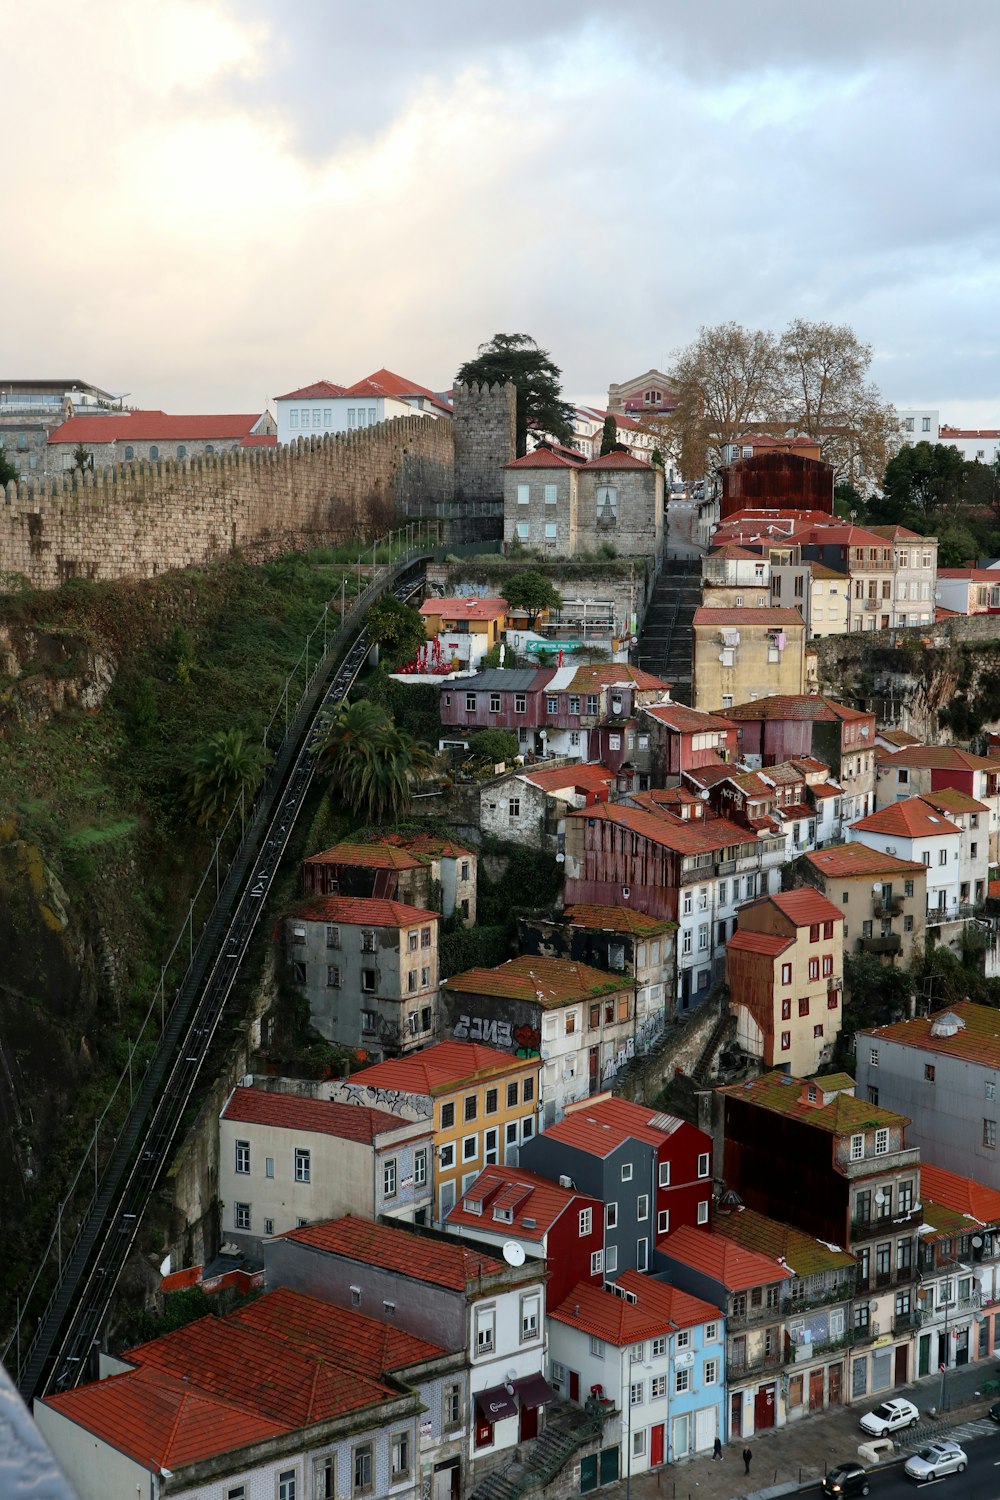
[221,1086,418,1142]
[381,831,474,860]
[420,596,508,620]
[919,1163,1000,1228]
[505,447,583,469]
[305,841,424,871]
[521,763,616,795]
[713,1206,854,1276]
[550,1272,719,1342]
[724,694,870,724]
[568,663,670,691]
[862,1000,1000,1071]
[230,1286,445,1372]
[717,1070,907,1133]
[275,380,347,400]
[241,432,277,447]
[282,1214,505,1289]
[443,955,626,1008]
[765,888,845,928]
[350,1040,533,1096]
[49,411,266,444]
[658,1224,785,1290]
[582,451,653,470]
[938,568,1000,582]
[540,1096,687,1157]
[785,523,892,548]
[867,525,927,541]
[692,607,805,627]
[919,787,989,815]
[708,543,767,560]
[883,745,1000,772]
[41,1365,287,1472]
[572,800,754,856]
[344,368,452,413]
[727,929,792,958]
[641,702,736,733]
[849,799,962,839]
[445,1165,599,1240]
[285,895,439,927]
[804,843,926,878]
[564,903,676,936]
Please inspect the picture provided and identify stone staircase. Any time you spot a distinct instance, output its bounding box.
[468,1400,606,1500]
[636,561,701,699]
[693,1004,738,1086]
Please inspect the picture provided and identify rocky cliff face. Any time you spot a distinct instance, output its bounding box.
[0,623,116,732]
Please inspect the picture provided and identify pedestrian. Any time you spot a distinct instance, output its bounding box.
[713,1436,722,1461]
[743,1446,752,1476]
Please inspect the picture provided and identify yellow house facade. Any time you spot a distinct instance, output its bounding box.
[691,607,806,713]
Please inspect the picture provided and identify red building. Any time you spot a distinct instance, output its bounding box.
[639,701,739,782]
[720,451,834,520]
[723,695,875,777]
[442,1165,604,1306]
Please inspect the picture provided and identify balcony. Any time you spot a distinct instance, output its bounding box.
[729,1303,783,1331]
[789,1328,873,1362]
[860,935,902,956]
[841,1146,921,1180]
[856,1266,917,1293]
[850,1206,923,1246]
[782,1283,855,1316]
[728,1348,785,1380]
[874,897,903,918]
[893,1310,923,1336]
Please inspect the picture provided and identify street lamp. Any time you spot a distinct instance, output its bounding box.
[918,1281,985,1412]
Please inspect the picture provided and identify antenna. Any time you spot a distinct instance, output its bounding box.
[502,1240,525,1267]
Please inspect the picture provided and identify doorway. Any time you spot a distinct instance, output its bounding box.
[808,1369,824,1411]
[650,1424,664,1467]
[754,1384,776,1430]
[829,1364,843,1406]
[895,1344,909,1384]
[569,1371,580,1403]
[955,1328,969,1367]
[730,1392,742,1438]
[918,1333,930,1377]
[519,1402,538,1442]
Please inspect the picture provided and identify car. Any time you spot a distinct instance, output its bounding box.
[822,1460,870,1497]
[859,1397,920,1436]
[990,1398,1000,1423]
[904,1441,968,1482]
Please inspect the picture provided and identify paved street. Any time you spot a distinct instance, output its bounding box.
[605,1364,1000,1500]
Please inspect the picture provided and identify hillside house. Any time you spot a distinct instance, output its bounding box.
[691,608,806,713]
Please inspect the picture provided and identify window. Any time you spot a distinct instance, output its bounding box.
[383,1158,397,1197]
[414,1148,427,1187]
[579,1207,593,1236]
[705,1322,718,1342]
[874,1128,888,1155]
[327,964,341,988]
[295,1148,311,1183]
[630,1380,644,1406]
[808,958,819,981]
[675,1367,690,1394]
[521,1114,534,1141]
[439,1143,455,1169]
[440,1101,455,1129]
[590,1249,604,1275]
[544,483,558,505]
[988,1081,997,1102]
[353,1442,373,1495]
[651,1374,667,1399]
[485,1126,499,1165]
[443,1383,462,1431]
[312,1457,334,1500]
[637,1194,649,1221]
[986,1120,997,1149]
[514,694,526,714]
[637,1236,649,1271]
[781,962,792,985]
[632,1430,646,1459]
[657,1209,670,1234]
[234,1202,250,1230]
[870,1047,879,1069]
[781,1031,791,1051]
[521,1294,540,1342]
[565,1011,576,1035]
[508,797,520,820]
[124,445,135,460]
[516,483,530,505]
[606,1202,618,1229]
[658,1160,670,1187]
[507,1082,518,1107]
[523,1076,534,1104]
[590,1335,605,1359]
[235,1139,250,1174]
[697,1152,710,1179]
[463,1135,477,1161]
[621,1162,633,1183]
[464,1094,478,1122]
[265,1155,274,1178]
[586,694,599,714]
[544,522,557,541]
[278,1471,296,1500]
[697,1200,709,1225]
[476,1306,495,1354]
[361,929,377,953]
[781,998,791,1020]
[850,1133,864,1161]
[813,1024,824,1039]
[704,1358,719,1385]
[925,1064,936,1082]
[516,521,529,541]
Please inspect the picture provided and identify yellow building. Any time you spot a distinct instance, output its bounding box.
[769,560,849,639]
[691,607,806,712]
[418,596,508,668]
[795,842,927,971]
[345,1040,541,1222]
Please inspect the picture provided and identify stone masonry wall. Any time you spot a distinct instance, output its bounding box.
[0,415,455,590]
[452,381,516,503]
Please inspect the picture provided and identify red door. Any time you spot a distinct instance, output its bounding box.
[519,1403,538,1442]
[569,1370,580,1403]
[730,1392,742,1438]
[650,1424,665,1467]
[895,1344,909,1384]
[589,1047,599,1094]
[754,1383,776,1430]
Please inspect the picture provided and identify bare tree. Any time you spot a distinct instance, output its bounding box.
[657,322,786,474]
[780,319,900,488]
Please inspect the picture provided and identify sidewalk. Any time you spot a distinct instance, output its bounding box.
[604,1362,1000,1500]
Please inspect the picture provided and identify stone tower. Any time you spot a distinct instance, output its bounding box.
[452,381,517,502]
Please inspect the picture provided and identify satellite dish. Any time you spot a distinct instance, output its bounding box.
[874,1190,885,1206]
[973,1235,984,1248]
[503,1240,526,1267]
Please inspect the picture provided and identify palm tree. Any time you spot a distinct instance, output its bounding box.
[317,699,435,824]
[183,728,270,830]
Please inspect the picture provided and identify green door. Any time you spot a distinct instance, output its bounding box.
[918,1333,930,1377]
[599,1446,620,1485]
[580,1456,597,1493]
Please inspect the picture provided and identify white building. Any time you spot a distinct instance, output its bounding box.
[938,426,1000,465]
[218,1083,433,1254]
[897,409,940,444]
[848,797,964,930]
[274,369,450,446]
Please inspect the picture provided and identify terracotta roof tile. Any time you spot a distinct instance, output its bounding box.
[692,607,805,626]
[712,1207,855,1277]
[765,889,845,927]
[568,663,670,691]
[520,763,615,795]
[221,1086,418,1142]
[725,694,869,724]
[504,447,584,469]
[919,788,989,815]
[550,1272,719,1342]
[581,451,653,470]
[726,929,793,958]
[881,745,998,771]
[49,411,266,444]
[804,843,926,878]
[849,799,962,840]
[571,801,756,856]
[305,841,424,871]
[657,1224,785,1291]
[443,955,626,1008]
[919,1163,1000,1227]
[862,1000,1000,1071]
[420,597,508,620]
[343,368,451,413]
[540,1096,690,1158]
[445,1166,600,1240]
[717,1069,908,1134]
[285,895,439,927]
[640,702,736,733]
[282,1214,505,1289]
[275,380,347,400]
[350,1041,534,1096]
[564,904,676,936]
[230,1286,445,1371]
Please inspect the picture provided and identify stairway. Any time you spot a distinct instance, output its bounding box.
[693,1005,738,1086]
[637,561,702,700]
[467,1401,605,1500]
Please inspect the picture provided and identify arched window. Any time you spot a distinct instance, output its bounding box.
[177,445,186,459]
[124,445,134,460]
[149,445,159,460]
[643,388,662,406]
[205,444,214,454]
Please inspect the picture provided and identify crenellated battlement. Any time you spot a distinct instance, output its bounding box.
[452,381,517,503]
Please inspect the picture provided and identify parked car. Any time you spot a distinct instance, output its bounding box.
[990,1398,1000,1423]
[904,1441,967,1482]
[822,1460,870,1497]
[859,1397,919,1436]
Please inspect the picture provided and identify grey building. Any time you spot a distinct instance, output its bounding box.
[857,1001,1000,1189]
[283,894,440,1060]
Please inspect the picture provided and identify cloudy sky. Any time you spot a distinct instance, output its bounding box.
[8,1,1000,423]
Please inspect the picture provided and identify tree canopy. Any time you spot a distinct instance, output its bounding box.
[316,698,434,824]
[183,728,270,830]
[651,319,899,489]
[501,570,562,626]
[599,413,617,455]
[365,594,426,669]
[467,728,520,763]
[0,445,18,487]
[456,333,574,456]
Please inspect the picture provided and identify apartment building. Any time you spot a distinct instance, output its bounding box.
[847,798,968,941]
[304,833,477,925]
[769,559,850,638]
[726,889,844,1077]
[724,696,876,824]
[690,607,807,712]
[418,596,508,668]
[503,447,664,559]
[794,842,927,970]
[875,745,1000,861]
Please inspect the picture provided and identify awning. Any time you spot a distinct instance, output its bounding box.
[475,1384,518,1424]
[515,1373,556,1409]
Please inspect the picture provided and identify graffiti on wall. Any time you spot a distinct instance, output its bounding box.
[452,1014,542,1058]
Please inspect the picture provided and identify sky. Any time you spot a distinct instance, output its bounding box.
[7,0,1000,425]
